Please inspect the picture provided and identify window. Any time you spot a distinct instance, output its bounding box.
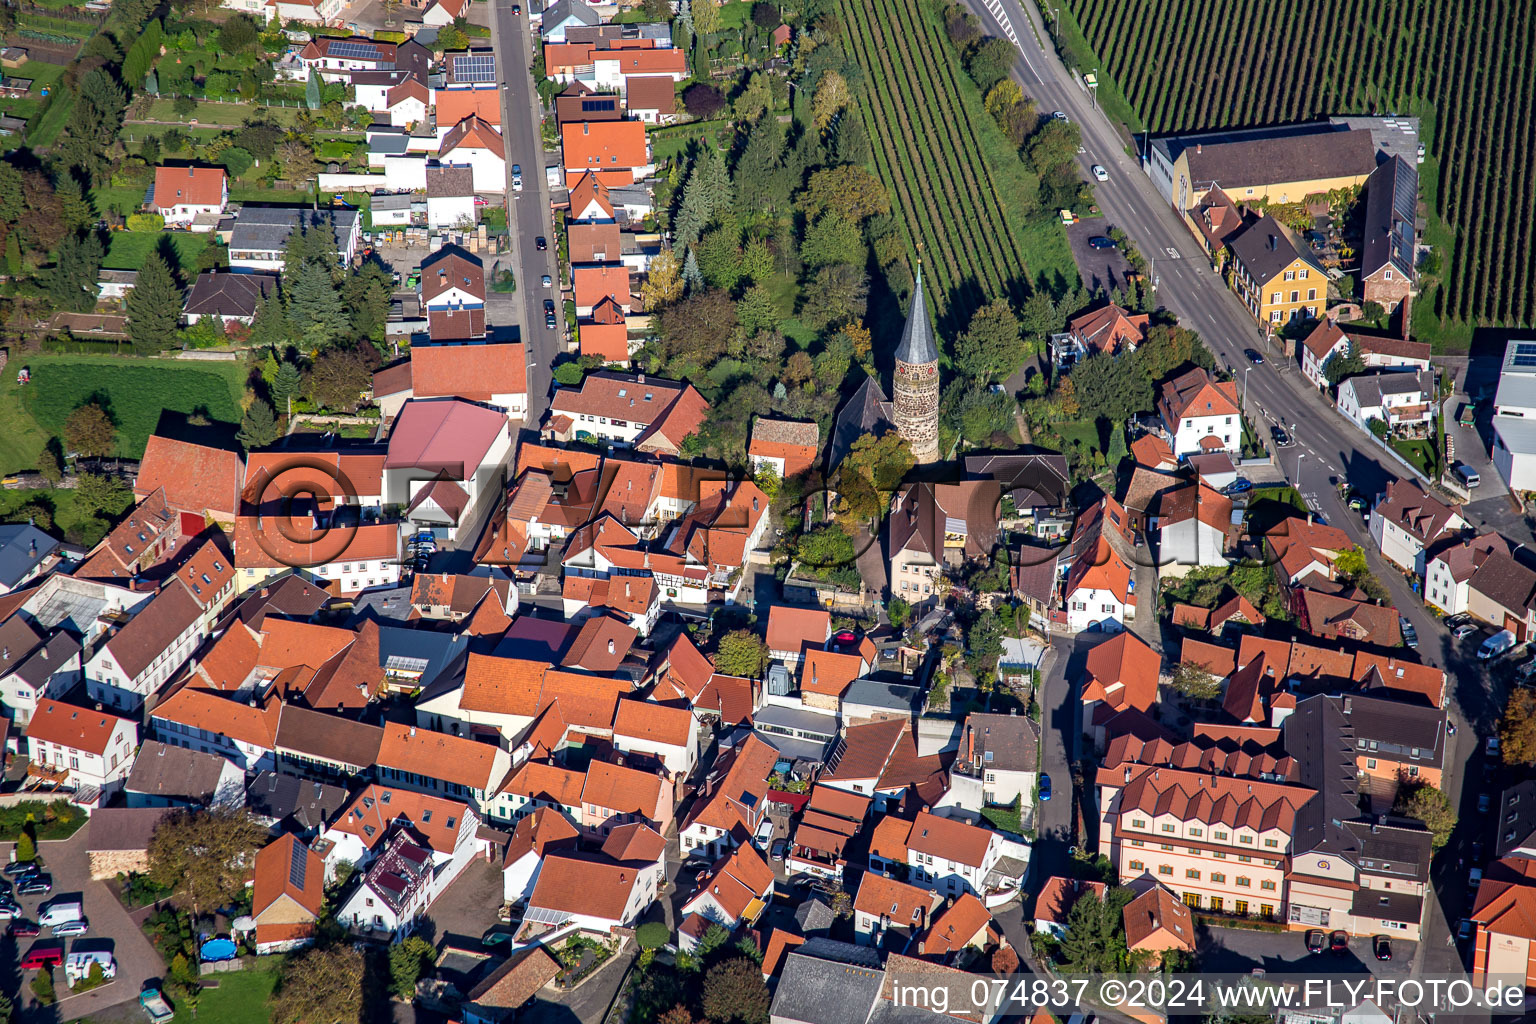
[1132,819,1147,830]
[1308,288,1317,301]
[1263,838,1278,848]
[1271,311,1282,322]
[1290,291,1299,303]
[1160,843,1174,851]
[1235,876,1251,887]
[1158,865,1173,876]
[1130,839,1144,847]
[1183,893,1199,908]
[1189,827,1203,838]
[1211,872,1226,884]
[1209,896,1223,912]
[1186,868,1200,879]
[1235,900,1248,916]
[1214,831,1228,841]
[1239,855,1252,863]
[1128,859,1144,871]
[1284,271,1295,282]
[1161,824,1176,834]
[1261,880,1277,891]
[1385,269,1393,281]
[1239,835,1254,845]
[1271,292,1281,304]
[1213,851,1227,859]
[1367,758,1378,769]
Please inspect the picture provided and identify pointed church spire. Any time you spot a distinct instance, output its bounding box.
[895,264,938,366]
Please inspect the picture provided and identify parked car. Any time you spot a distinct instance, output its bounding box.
[1453,623,1481,639]
[3,861,36,877]
[1329,930,1348,955]
[771,838,787,861]
[1271,425,1294,448]
[1480,629,1518,660]
[545,311,557,330]
[7,919,38,938]
[19,943,62,970]
[1489,734,1503,758]
[1305,930,1326,954]
[1224,478,1254,495]
[754,819,774,849]
[17,875,52,896]
[542,275,552,288]
[1401,618,1418,648]
[1091,164,1108,181]
[1478,792,1492,813]
[1245,348,1264,364]
[1469,867,1484,890]
[1039,774,1052,802]
[1457,919,1473,940]
[0,903,21,921]
[1347,495,1368,514]
[1373,936,1391,961]
[50,920,88,938]
[1087,235,1116,250]
[511,2,521,11]
[535,236,547,251]
[1052,111,1069,121]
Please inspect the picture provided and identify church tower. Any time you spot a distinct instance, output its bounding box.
[892,268,941,463]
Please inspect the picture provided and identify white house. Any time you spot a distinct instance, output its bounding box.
[83,580,205,712]
[25,699,138,799]
[947,712,1039,813]
[904,811,1019,903]
[1157,368,1242,458]
[322,785,479,884]
[1336,370,1436,437]
[149,687,279,773]
[268,0,345,24]
[1150,483,1232,577]
[1298,318,1432,391]
[1492,339,1536,492]
[1061,498,1137,634]
[852,872,939,948]
[425,165,477,231]
[338,832,438,939]
[422,0,468,27]
[123,740,245,809]
[152,166,227,229]
[523,850,659,936]
[439,115,506,194]
[0,624,81,728]
[611,698,699,777]
[677,842,774,934]
[539,0,599,42]
[1368,479,1467,576]
[228,207,362,274]
[1425,532,1512,617]
[501,807,580,903]
[384,399,513,547]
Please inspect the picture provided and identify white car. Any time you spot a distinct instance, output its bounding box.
[512,178,523,192]
[1092,165,1108,181]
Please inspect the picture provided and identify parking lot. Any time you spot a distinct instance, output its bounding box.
[1064,219,1136,296]
[2,829,164,1023]
[1196,922,1418,980]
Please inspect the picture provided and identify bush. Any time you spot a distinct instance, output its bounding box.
[30,967,55,1005]
[636,921,670,950]
[125,213,166,232]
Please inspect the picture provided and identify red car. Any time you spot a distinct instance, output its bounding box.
[1329,930,1349,955]
[8,920,38,938]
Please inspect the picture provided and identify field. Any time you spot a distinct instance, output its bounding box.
[0,354,247,473]
[187,965,277,1024]
[1064,0,1536,344]
[835,0,1076,330]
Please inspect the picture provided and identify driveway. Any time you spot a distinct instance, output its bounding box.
[424,858,506,951]
[3,827,164,1024]
[1064,219,1134,297]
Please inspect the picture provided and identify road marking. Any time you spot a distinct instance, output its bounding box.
[1164,247,1179,258]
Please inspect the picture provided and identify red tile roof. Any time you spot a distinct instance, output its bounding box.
[562,121,648,180]
[377,723,503,791]
[154,166,225,209]
[906,812,993,869]
[25,699,131,755]
[440,114,503,157]
[136,436,243,521]
[765,605,831,657]
[613,698,692,747]
[1082,631,1161,713]
[624,75,676,114]
[253,833,323,920]
[435,85,500,127]
[331,784,471,855]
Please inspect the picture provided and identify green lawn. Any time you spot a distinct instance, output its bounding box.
[103,231,211,273]
[144,98,302,126]
[718,0,754,30]
[0,354,247,473]
[0,488,117,548]
[188,965,277,1024]
[26,88,74,148]
[1391,437,1439,478]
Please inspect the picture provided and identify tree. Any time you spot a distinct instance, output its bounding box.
[836,431,914,525]
[798,165,890,224]
[269,945,365,1024]
[49,232,105,313]
[250,291,292,350]
[1025,118,1082,175]
[277,139,317,186]
[658,289,738,363]
[700,958,771,1024]
[126,253,184,355]
[736,284,779,335]
[287,263,348,349]
[1135,323,1214,381]
[751,2,780,28]
[800,213,864,269]
[60,69,127,182]
[1501,689,1536,766]
[715,629,768,678]
[15,831,35,864]
[733,116,790,216]
[1058,889,1133,973]
[1168,663,1220,701]
[637,921,671,950]
[693,0,721,35]
[218,14,259,51]
[985,80,1035,146]
[1393,782,1455,850]
[305,345,376,411]
[965,37,1015,92]
[797,264,867,333]
[306,73,321,110]
[733,72,775,122]
[811,70,850,134]
[833,113,871,166]
[955,298,1024,383]
[221,146,254,179]
[1333,545,1369,580]
[272,360,302,416]
[147,807,266,918]
[389,936,435,999]
[237,398,280,450]
[1069,352,1152,423]
[740,239,773,285]
[342,266,392,341]
[173,94,198,118]
[888,595,912,628]
[74,473,132,521]
[64,403,115,458]
[57,177,93,233]
[35,449,61,487]
[643,249,684,310]
[1323,343,1365,386]
[3,233,20,278]
[675,148,733,251]
[697,227,743,290]
[682,83,728,120]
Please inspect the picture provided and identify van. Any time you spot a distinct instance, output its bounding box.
[38,901,82,928]
[19,943,63,970]
[1479,629,1517,660]
[65,950,115,983]
[1455,462,1481,488]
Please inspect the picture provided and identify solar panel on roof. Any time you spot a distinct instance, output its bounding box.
[452,53,496,83]
[330,41,381,60]
[288,841,308,889]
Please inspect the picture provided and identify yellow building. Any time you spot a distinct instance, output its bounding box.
[1147,124,1379,213]
[1227,214,1328,326]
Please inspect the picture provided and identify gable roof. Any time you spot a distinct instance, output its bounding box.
[625,75,676,114]
[183,272,275,318]
[418,245,484,303]
[1168,125,1378,193]
[1229,213,1326,284]
[26,699,130,754]
[1360,155,1418,280]
[1123,884,1195,951]
[562,120,648,173]
[434,86,501,128]
[331,784,471,855]
[528,851,645,921]
[439,114,503,157]
[1159,367,1240,422]
[464,946,560,1010]
[766,605,831,657]
[906,811,993,868]
[411,341,527,402]
[853,872,934,928]
[125,740,237,803]
[1082,631,1161,714]
[378,722,503,791]
[154,165,225,208]
[252,833,323,919]
[1375,478,1463,544]
[1068,303,1151,355]
[136,435,243,520]
[1033,875,1106,927]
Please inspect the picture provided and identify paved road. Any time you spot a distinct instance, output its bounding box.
[491,0,562,429]
[962,0,1515,985]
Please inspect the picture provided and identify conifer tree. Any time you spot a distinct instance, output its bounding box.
[126,253,183,355]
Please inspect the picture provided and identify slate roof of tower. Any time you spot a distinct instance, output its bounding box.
[894,270,938,366]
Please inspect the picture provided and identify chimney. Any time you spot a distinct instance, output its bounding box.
[1343,696,1353,714]
[1196,143,1202,154]
[409,725,416,736]
[608,638,615,654]
[637,372,645,384]
[95,703,102,712]
[583,123,590,134]
[39,647,47,661]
